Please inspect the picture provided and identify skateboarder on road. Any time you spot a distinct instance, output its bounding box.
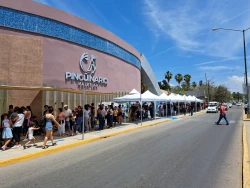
[215,103,229,125]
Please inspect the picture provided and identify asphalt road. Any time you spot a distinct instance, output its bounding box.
[0,107,242,188]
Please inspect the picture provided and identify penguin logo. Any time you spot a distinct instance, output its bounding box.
[79,52,96,74]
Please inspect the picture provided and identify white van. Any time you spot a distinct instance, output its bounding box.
[207,101,219,113]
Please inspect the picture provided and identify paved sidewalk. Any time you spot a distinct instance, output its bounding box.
[0,110,205,166]
[242,107,250,188]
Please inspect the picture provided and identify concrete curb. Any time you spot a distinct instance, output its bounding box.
[243,122,250,188]
[0,119,171,167]
[0,111,206,167]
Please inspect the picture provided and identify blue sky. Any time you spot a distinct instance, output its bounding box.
[35,0,250,92]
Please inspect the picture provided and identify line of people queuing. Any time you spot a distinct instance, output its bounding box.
[1,102,125,151]
[158,103,200,117]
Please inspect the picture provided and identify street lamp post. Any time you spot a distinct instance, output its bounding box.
[212,27,250,113]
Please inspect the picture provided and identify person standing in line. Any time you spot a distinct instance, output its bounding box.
[42,106,61,149]
[118,105,123,125]
[84,105,90,132]
[64,105,72,135]
[190,104,194,116]
[183,105,187,116]
[23,106,32,136]
[113,106,118,127]
[69,111,76,136]
[216,103,229,125]
[244,103,248,114]
[90,103,95,129]
[57,108,66,137]
[43,105,49,116]
[7,105,14,118]
[11,108,25,149]
[76,106,83,133]
[107,105,113,128]
[1,113,13,151]
[98,106,106,130]
[149,104,154,120]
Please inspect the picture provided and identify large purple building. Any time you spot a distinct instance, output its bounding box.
[0,0,160,116]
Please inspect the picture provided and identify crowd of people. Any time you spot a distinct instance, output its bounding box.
[1,101,202,151]
[0,103,125,151]
[128,101,202,122]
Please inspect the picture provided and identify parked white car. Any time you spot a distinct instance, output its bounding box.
[227,103,232,108]
[207,101,218,113]
[236,103,242,106]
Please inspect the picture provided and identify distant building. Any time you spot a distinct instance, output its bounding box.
[185,90,206,101]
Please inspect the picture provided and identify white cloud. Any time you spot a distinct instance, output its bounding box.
[148,46,176,59]
[194,56,247,66]
[217,75,245,92]
[220,8,250,24]
[143,0,250,58]
[198,66,233,71]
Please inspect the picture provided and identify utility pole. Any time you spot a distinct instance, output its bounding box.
[205,73,209,103]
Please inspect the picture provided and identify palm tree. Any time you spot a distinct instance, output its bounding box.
[162,80,170,90]
[199,80,203,87]
[158,82,163,89]
[165,71,173,84]
[192,81,197,89]
[184,74,192,88]
[175,74,183,86]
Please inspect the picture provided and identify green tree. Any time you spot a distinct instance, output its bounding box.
[199,80,203,87]
[165,71,173,84]
[158,82,163,89]
[184,74,192,88]
[158,80,170,90]
[175,74,183,87]
[181,82,188,90]
[214,85,230,102]
[192,81,197,89]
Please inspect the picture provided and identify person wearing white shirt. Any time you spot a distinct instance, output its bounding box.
[84,105,90,132]
[23,123,40,149]
[64,105,72,135]
[12,107,25,149]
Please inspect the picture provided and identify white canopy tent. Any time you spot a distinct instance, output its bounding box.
[159,93,170,101]
[129,88,140,95]
[113,90,162,102]
[168,93,179,102]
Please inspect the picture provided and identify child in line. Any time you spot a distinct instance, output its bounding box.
[23,122,40,149]
[1,113,13,151]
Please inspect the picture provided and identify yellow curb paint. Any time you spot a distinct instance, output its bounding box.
[243,123,250,188]
[0,111,206,167]
[0,119,171,167]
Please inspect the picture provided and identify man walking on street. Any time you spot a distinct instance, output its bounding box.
[216,103,229,125]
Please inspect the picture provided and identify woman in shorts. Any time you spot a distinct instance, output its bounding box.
[42,106,61,149]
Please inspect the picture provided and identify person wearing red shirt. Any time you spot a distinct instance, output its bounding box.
[215,103,229,125]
